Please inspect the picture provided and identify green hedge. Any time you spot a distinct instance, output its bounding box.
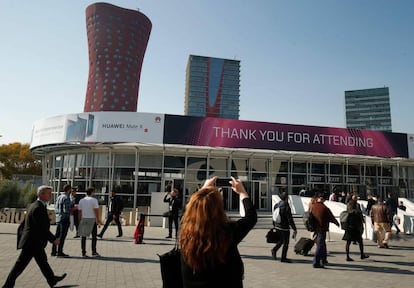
[0,180,37,208]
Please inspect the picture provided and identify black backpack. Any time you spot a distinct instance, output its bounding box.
[303,211,316,232]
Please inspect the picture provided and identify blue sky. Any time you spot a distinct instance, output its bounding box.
[0,0,413,144]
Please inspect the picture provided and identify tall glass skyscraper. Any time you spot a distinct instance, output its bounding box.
[345,87,392,131]
[184,55,240,119]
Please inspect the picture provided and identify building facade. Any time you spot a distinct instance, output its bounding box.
[84,3,152,112]
[184,55,240,119]
[30,112,414,212]
[345,87,392,131]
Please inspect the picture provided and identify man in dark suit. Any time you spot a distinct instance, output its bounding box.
[3,185,67,288]
[98,190,124,238]
[163,188,182,238]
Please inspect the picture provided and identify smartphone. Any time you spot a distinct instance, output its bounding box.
[216,178,232,187]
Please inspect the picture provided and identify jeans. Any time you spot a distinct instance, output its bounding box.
[52,218,70,254]
[313,231,327,265]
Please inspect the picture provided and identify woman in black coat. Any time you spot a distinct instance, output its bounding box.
[342,199,369,261]
[179,176,257,288]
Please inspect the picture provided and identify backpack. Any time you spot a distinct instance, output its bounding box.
[340,210,349,230]
[272,204,281,224]
[303,211,316,232]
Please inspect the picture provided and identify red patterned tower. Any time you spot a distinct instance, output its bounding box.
[84,3,152,112]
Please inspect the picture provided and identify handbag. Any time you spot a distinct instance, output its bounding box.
[266,227,280,243]
[158,240,183,288]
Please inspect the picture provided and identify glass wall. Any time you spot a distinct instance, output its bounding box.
[43,147,414,211]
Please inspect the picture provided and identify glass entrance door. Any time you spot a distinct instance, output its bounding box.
[251,181,268,210]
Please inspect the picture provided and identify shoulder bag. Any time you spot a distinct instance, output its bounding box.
[158,239,183,288]
[266,227,280,243]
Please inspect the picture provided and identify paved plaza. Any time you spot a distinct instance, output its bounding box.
[0,222,413,288]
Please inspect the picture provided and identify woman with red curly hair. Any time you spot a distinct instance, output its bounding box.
[179,176,257,288]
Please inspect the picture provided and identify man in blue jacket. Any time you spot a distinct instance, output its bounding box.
[51,184,72,257]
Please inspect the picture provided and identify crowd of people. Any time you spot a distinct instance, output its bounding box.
[2,181,408,287]
[2,184,126,287]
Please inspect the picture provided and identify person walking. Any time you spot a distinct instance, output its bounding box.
[78,187,103,258]
[163,188,181,238]
[51,184,72,258]
[370,197,392,248]
[70,187,82,238]
[365,194,376,216]
[342,199,369,261]
[3,185,67,288]
[179,176,257,287]
[271,192,297,263]
[328,191,337,201]
[98,190,124,238]
[385,192,401,234]
[311,193,339,268]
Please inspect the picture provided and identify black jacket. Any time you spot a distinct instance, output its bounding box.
[163,194,181,217]
[108,196,124,215]
[19,200,56,250]
[181,198,257,288]
[274,200,296,231]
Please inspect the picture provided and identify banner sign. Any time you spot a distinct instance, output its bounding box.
[163,115,409,158]
[31,112,411,159]
[31,112,164,149]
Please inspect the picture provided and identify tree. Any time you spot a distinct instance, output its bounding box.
[0,143,42,179]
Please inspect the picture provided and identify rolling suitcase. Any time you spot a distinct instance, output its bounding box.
[294,237,314,256]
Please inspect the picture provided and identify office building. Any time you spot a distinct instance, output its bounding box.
[185,55,240,119]
[84,3,152,112]
[345,87,392,131]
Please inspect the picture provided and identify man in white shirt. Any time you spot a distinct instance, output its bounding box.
[78,187,103,258]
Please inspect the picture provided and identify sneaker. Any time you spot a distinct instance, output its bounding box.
[116,234,123,237]
[313,263,325,269]
[82,254,89,258]
[383,243,389,249]
[97,234,103,239]
[271,249,277,260]
[322,259,329,265]
[56,253,71,258]
[51,252,56,257]
[165,235,172,239]
[92,252,101,257]
[361,254,369,259]
[346,257,354,261]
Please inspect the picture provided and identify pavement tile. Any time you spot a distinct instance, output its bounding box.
[0,222,413,287]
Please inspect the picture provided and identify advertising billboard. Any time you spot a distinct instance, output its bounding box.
[163,115,409,158]
[30,112,164,149]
